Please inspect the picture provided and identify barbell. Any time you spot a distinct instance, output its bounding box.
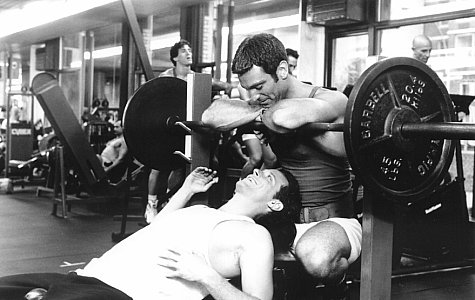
[123,57,475,203]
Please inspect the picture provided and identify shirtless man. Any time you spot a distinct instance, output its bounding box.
[202,33,362,288]
[0,167,301,300]
[98,120,128,183]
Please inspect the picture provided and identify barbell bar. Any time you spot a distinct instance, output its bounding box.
[123,57,470,203]
[174,118,475,141]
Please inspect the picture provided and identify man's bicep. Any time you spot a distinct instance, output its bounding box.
[239,230,274,300]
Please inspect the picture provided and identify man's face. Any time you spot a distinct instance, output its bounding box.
[174,45,193,66]
[413,46,431,63]
[287,55,297,76]
[113,122,123,135]
[239,65,280,108]
[235,169,288,202]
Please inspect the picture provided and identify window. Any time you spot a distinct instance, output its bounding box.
[331,34,368,92]
[379,0,474,21]
[379,17,475,95]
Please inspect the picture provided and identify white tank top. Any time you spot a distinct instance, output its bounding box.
[77,205,254,300]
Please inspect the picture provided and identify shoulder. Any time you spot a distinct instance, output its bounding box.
[217,221,273,249]
[316,86,347,100]
[159,68,174,77]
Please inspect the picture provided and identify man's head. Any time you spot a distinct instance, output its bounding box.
[170,40,193,67]
[113,120,123,136]
[232,33,289,105]
[235,168,301,251]
[412,35,432,64]
[286,48,299,76]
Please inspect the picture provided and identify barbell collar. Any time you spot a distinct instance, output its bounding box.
[175,121,192,134]
[179,120,216,135]
[401,122,475,140]
[173,151,191,164]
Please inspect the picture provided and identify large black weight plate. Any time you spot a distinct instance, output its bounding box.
[344,57,455,203]
[123,77,187,170]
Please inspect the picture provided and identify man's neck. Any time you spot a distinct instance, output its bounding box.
[175,64,192,78]
[218,195,261,220]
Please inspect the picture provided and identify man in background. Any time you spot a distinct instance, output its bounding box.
[99,120,128,183]
[412,34,432,64]
[286,48,299,77]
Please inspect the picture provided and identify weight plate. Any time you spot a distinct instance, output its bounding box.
[123,77,187,170]
[344,57,455,203]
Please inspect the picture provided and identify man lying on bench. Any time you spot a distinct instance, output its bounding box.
[0,167,301,300]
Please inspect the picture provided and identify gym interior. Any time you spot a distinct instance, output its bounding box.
[0,0,474,299]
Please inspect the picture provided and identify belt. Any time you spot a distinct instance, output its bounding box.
[299,193,354,223]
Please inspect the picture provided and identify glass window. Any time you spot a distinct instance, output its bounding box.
[90,24,122,112]
[379,0,475,21]
[331,34,368,92]
[379,17,475,95]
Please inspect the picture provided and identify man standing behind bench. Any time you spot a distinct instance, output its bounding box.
[202,33,362,292]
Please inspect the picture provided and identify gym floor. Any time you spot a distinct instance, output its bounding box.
[0,185,474,299]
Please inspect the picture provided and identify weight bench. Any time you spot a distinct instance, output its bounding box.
[30,72,138,218]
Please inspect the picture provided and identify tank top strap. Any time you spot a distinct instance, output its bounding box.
[308,86,320,98]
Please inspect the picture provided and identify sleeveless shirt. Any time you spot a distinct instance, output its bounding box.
[77,205,254,300]
[270,87,352,208]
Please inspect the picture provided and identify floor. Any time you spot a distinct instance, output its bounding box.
[0,185,474,299]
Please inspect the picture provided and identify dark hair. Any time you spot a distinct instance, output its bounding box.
[286,48,299,59]
[255,168,301,253]
[232,33,287,81]
[170,40,191,66]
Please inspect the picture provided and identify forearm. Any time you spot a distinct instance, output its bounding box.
[202,99,261,131]
[262,98,341,133]
[211,79,235,92]
[200,271,261,300]
[157,187,194,216]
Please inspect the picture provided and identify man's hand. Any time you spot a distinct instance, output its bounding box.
[157,248,217,284]
[182,167,218,194]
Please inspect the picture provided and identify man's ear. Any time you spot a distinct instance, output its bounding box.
[267,199,284,212]
[276,60,289,80]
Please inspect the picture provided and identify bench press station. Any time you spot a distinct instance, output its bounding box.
[120,56,473,299]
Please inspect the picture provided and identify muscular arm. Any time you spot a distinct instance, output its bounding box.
[262,90,347,133]
[157,222,274,300]
[202,97,262,131]
[212,79,237,95]
[158,167,218,216]
[200,225,274,300]
[262,90,348,157]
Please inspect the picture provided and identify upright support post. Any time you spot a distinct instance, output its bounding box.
[58,146,67,218]
[187,73,212,205]
[360,191,394,300]
[226,1,234,83]
[51,145,68,218]
[120,0,154,81]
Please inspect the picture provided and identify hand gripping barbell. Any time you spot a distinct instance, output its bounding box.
[123,57,475,203]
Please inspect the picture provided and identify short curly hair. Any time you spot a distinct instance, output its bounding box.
[170,39,191,66]
[232,33,287,81]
